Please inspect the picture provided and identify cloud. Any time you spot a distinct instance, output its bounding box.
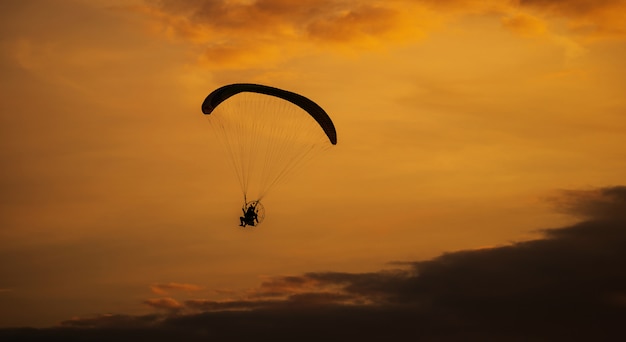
[251,274,334,298]
[144,0,428,42]
[143,297,183,313]
[501,11,547,37]
[134,0,438,68]
[150,282,203,295]
[519,0,626,37]
[59,313,162,329]
[422,0,626,40]
[3,185,625,340]
[550,186,626,221]
[131,0,626,70]
[185,298,276,312]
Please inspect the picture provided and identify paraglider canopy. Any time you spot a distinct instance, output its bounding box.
[202,83,337,145]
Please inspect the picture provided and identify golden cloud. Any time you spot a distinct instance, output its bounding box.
[150,282,203,295]
[501,12,547,37]
[134,0,626,70]
[143,297,184,311]
[111,0,626,71]
[517,0,626,39]
[136,0,439,68]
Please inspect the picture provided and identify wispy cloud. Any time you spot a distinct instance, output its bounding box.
[143,297,184,313]
[150,282,203,295]
[519,0,626,39]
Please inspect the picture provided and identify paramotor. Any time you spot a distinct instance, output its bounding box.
[202,83,336,226]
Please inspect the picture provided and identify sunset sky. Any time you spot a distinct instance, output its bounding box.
[2,0,626,339]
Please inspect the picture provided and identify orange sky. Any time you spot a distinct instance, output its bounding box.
[2,0,626,329]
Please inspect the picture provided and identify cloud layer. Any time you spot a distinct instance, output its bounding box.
[3,186,625,340]
[134,0,626,68]
[136,0,437,67]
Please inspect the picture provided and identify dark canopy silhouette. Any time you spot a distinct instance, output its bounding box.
[202,83,337,145]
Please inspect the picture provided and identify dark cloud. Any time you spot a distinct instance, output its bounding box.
[59,313,161,329]
[551,186,626,221]
[185,298,279,312]
[2,186,626,340]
